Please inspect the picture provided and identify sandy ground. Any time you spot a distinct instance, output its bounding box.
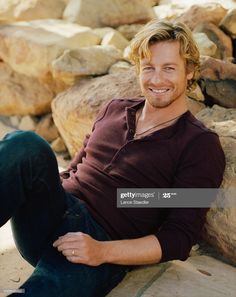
[0,221,33,297]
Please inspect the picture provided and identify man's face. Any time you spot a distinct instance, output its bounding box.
[139,41,194,109]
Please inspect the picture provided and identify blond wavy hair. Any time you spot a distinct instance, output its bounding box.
[129,19,200,91]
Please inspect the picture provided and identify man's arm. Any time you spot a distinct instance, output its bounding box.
[53,232,162,266]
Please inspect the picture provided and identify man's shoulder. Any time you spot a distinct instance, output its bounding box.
[178,112,222,154]
[184,111,216,137]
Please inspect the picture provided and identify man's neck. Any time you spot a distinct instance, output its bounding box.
[140,97,188,125]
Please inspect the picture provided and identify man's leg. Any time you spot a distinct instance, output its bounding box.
[0,130,67,266]
[9,196,129,297]
[1,131,129,297]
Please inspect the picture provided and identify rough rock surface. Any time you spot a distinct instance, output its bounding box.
[176,3,227,30]
[194,22,233,60]
[220,8,236,38]
[108,256,236,297]
[193,32,217,57]
[35,113,59,143]
[0,20,100,79]
[0,0,67,23]
[52,46,122,84]
[200,56,236,108]
[101,30,129,51]
[63,0,155,28]
[0,62,54,116]
[196,105,236,264]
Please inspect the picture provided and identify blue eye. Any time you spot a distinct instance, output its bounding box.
[165,67,175,71]
[142,66,153,71]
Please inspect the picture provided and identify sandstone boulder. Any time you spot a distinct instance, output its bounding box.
[63,0,154,28]
[187,84,205,102]
[194,22,233,60]
[109,61,132,74]
[108,256,236,297]
[202,80,236,108]
[196,105,236,264]
[200,56,236,80]
[117,24,144,41]
[0,0,66,23]
[200,56,236,108]
[93,27,114,39]
[176,3,227,30]
[153,4,186,21]
[0,62,54,116]
[0,120,15,140]
[193,32,217,57]
[35,113,59,143]
[51,46,122,85]
[18,115,37,131]
[220,8,236,38]
[51,137,67,153]
[101,31,129,51]
[0,20,100,79]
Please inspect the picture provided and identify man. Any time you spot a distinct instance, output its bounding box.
[0,20,225,296]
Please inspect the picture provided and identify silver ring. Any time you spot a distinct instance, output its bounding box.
[72,250,75,255]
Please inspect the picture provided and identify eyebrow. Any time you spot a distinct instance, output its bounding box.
[140,61,178,66]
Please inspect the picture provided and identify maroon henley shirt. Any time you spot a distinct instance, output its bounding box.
[61,98,225,262]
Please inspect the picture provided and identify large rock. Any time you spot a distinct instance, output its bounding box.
[194,22,233,60]
[35,113,59,143]
[0,120,15,140]
[0,62,54,116]
[200,56,236,108]
[200,56,236,80]
[0,20,100,80]
[176,3,227,30]
[101,31,129,51]
[193,32,217,57]
[196,105,236,264]
[63,0,155,28]
[117,24,144,41]
[220,8,236,38]
[51,46,122,85]
[0,0,67,23]
[202,80,236,108]
[108,256,236,297]
[52,67,206,157]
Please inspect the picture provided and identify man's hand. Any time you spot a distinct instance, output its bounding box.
[53,232,106,266]
[53,232,162,266]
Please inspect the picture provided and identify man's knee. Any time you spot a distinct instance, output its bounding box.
[1,130,53,163]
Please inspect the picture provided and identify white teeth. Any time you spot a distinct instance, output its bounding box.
[151,88,168,94]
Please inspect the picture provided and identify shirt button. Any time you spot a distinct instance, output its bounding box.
[131,111,135,116]
[129,129,134,134]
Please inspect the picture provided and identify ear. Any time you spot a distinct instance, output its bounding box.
[187,70,194,80]
[186,63,195,80]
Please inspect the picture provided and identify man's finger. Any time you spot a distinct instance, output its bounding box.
[53,232,84,247]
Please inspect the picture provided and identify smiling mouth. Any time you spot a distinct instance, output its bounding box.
[149,88,170,94]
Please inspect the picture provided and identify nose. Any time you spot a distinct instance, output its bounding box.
[150,69,163,84]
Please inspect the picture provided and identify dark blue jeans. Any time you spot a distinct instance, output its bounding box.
[0,131,129,297]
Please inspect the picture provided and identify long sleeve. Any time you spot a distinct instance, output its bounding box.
[155,132,225,262]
